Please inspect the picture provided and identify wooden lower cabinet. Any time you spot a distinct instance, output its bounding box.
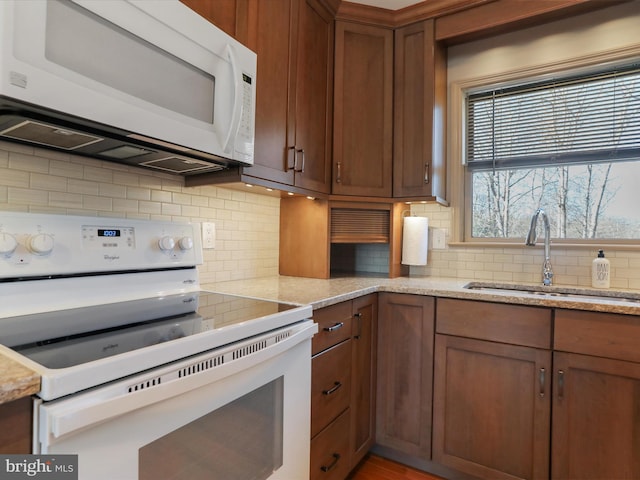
[311,409,352,480]
[433,335,551,480]
[350,294,378,468]
[552,308,640,479]
[376,293,434,460]
[310,295,377,479]
[0,397,32,453]
[552,352,640,479]
[433,298,552,480]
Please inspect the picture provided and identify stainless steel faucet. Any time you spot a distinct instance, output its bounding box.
[525,208,554,286]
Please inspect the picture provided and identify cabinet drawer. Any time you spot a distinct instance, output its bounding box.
[312,301,353,355]
[310,408,351,480]
[436,298,552,348]
[555,309,640,363]
[311,339,352,438]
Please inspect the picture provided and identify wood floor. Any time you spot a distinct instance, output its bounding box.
[348,454,443,480]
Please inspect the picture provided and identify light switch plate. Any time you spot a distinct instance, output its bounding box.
[202,222,215,249]
[432,228,447,250]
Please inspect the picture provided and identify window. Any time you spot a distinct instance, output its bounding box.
[465,63,640,241]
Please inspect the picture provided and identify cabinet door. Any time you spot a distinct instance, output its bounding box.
[0,397,32,454]
[291,0,333,194]
[393,20,446,201]
[333,22,393,197]
[376,293,434,459]
[310,409,352,480]
[433,335,551,480]
[242,0,332,193]
[243,0,296,186]
[180,0,247,42]
[350,294,378,468]
[552,352,640,479]
[311,340,352,438]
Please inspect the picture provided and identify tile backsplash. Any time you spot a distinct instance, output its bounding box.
[409,203,640,291]
[0,140,280,283]
[4,139,638,289]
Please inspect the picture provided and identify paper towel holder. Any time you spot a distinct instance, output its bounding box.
[401,214,429,266]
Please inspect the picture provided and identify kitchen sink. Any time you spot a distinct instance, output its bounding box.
[463,281,640,304]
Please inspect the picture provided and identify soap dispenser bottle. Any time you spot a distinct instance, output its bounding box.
[592,249,610,288]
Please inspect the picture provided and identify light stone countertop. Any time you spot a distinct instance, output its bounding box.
[0,354,40,405]
[203,275,640,315]
[4,275,640,405]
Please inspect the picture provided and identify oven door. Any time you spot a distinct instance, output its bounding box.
[35,320,316,480]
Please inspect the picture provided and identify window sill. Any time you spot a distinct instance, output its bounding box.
[448,241,640,250]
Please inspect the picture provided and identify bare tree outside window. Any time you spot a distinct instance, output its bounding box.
[467,63,640,241]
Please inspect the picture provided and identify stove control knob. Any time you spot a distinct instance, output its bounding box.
[158,236,175,251]
[0,233,18,256]
[29,233,54,255]
[178,236,194,251]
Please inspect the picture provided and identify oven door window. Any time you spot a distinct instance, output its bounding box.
[139,377,284,480]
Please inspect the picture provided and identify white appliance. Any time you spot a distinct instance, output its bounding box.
[0,212,316,480]
[0,0,256,175]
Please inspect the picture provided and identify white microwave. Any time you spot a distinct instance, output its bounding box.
[0,0,256,175]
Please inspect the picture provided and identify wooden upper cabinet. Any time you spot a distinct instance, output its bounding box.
[243,0,333,194]
[393,20,446,202]
[180,0,249,44]
[292,0,334,193]
[333,22,393,197]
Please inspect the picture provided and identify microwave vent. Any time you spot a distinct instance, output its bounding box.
[0,120,104,149]
[141,156,224,174]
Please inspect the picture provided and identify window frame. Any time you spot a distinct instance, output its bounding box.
[449,49,640,248]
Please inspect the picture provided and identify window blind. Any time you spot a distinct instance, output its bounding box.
[466,63,640,171]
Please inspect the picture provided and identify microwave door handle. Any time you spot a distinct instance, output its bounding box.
[221,43,242,155]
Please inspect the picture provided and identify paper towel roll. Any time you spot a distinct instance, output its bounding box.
[402,216,429,266]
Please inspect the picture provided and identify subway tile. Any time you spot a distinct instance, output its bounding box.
[8,152,50,173]
[8,187,48,206]
[127,187,152,201]
[0,168,30,188]
[49,191,83,209]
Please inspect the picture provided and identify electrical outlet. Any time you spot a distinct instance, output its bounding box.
[432,228,447,250]
[202,222,215,249]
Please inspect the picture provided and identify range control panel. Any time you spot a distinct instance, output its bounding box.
[0,212,203,278]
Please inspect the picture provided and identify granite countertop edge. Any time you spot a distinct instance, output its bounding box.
[4,275,640,405]
[203,275,640,315]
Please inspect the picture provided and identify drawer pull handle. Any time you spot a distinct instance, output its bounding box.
[322,382,342,395]
[354,312,362,339]
[321,453,341,472]
[323,322,344,332]
[539,367,546,397]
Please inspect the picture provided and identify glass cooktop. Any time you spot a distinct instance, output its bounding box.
[2,291,299,369]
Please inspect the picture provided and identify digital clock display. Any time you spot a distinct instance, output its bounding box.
[98,229,121,237]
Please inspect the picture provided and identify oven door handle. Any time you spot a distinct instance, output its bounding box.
[41,321,317,440]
